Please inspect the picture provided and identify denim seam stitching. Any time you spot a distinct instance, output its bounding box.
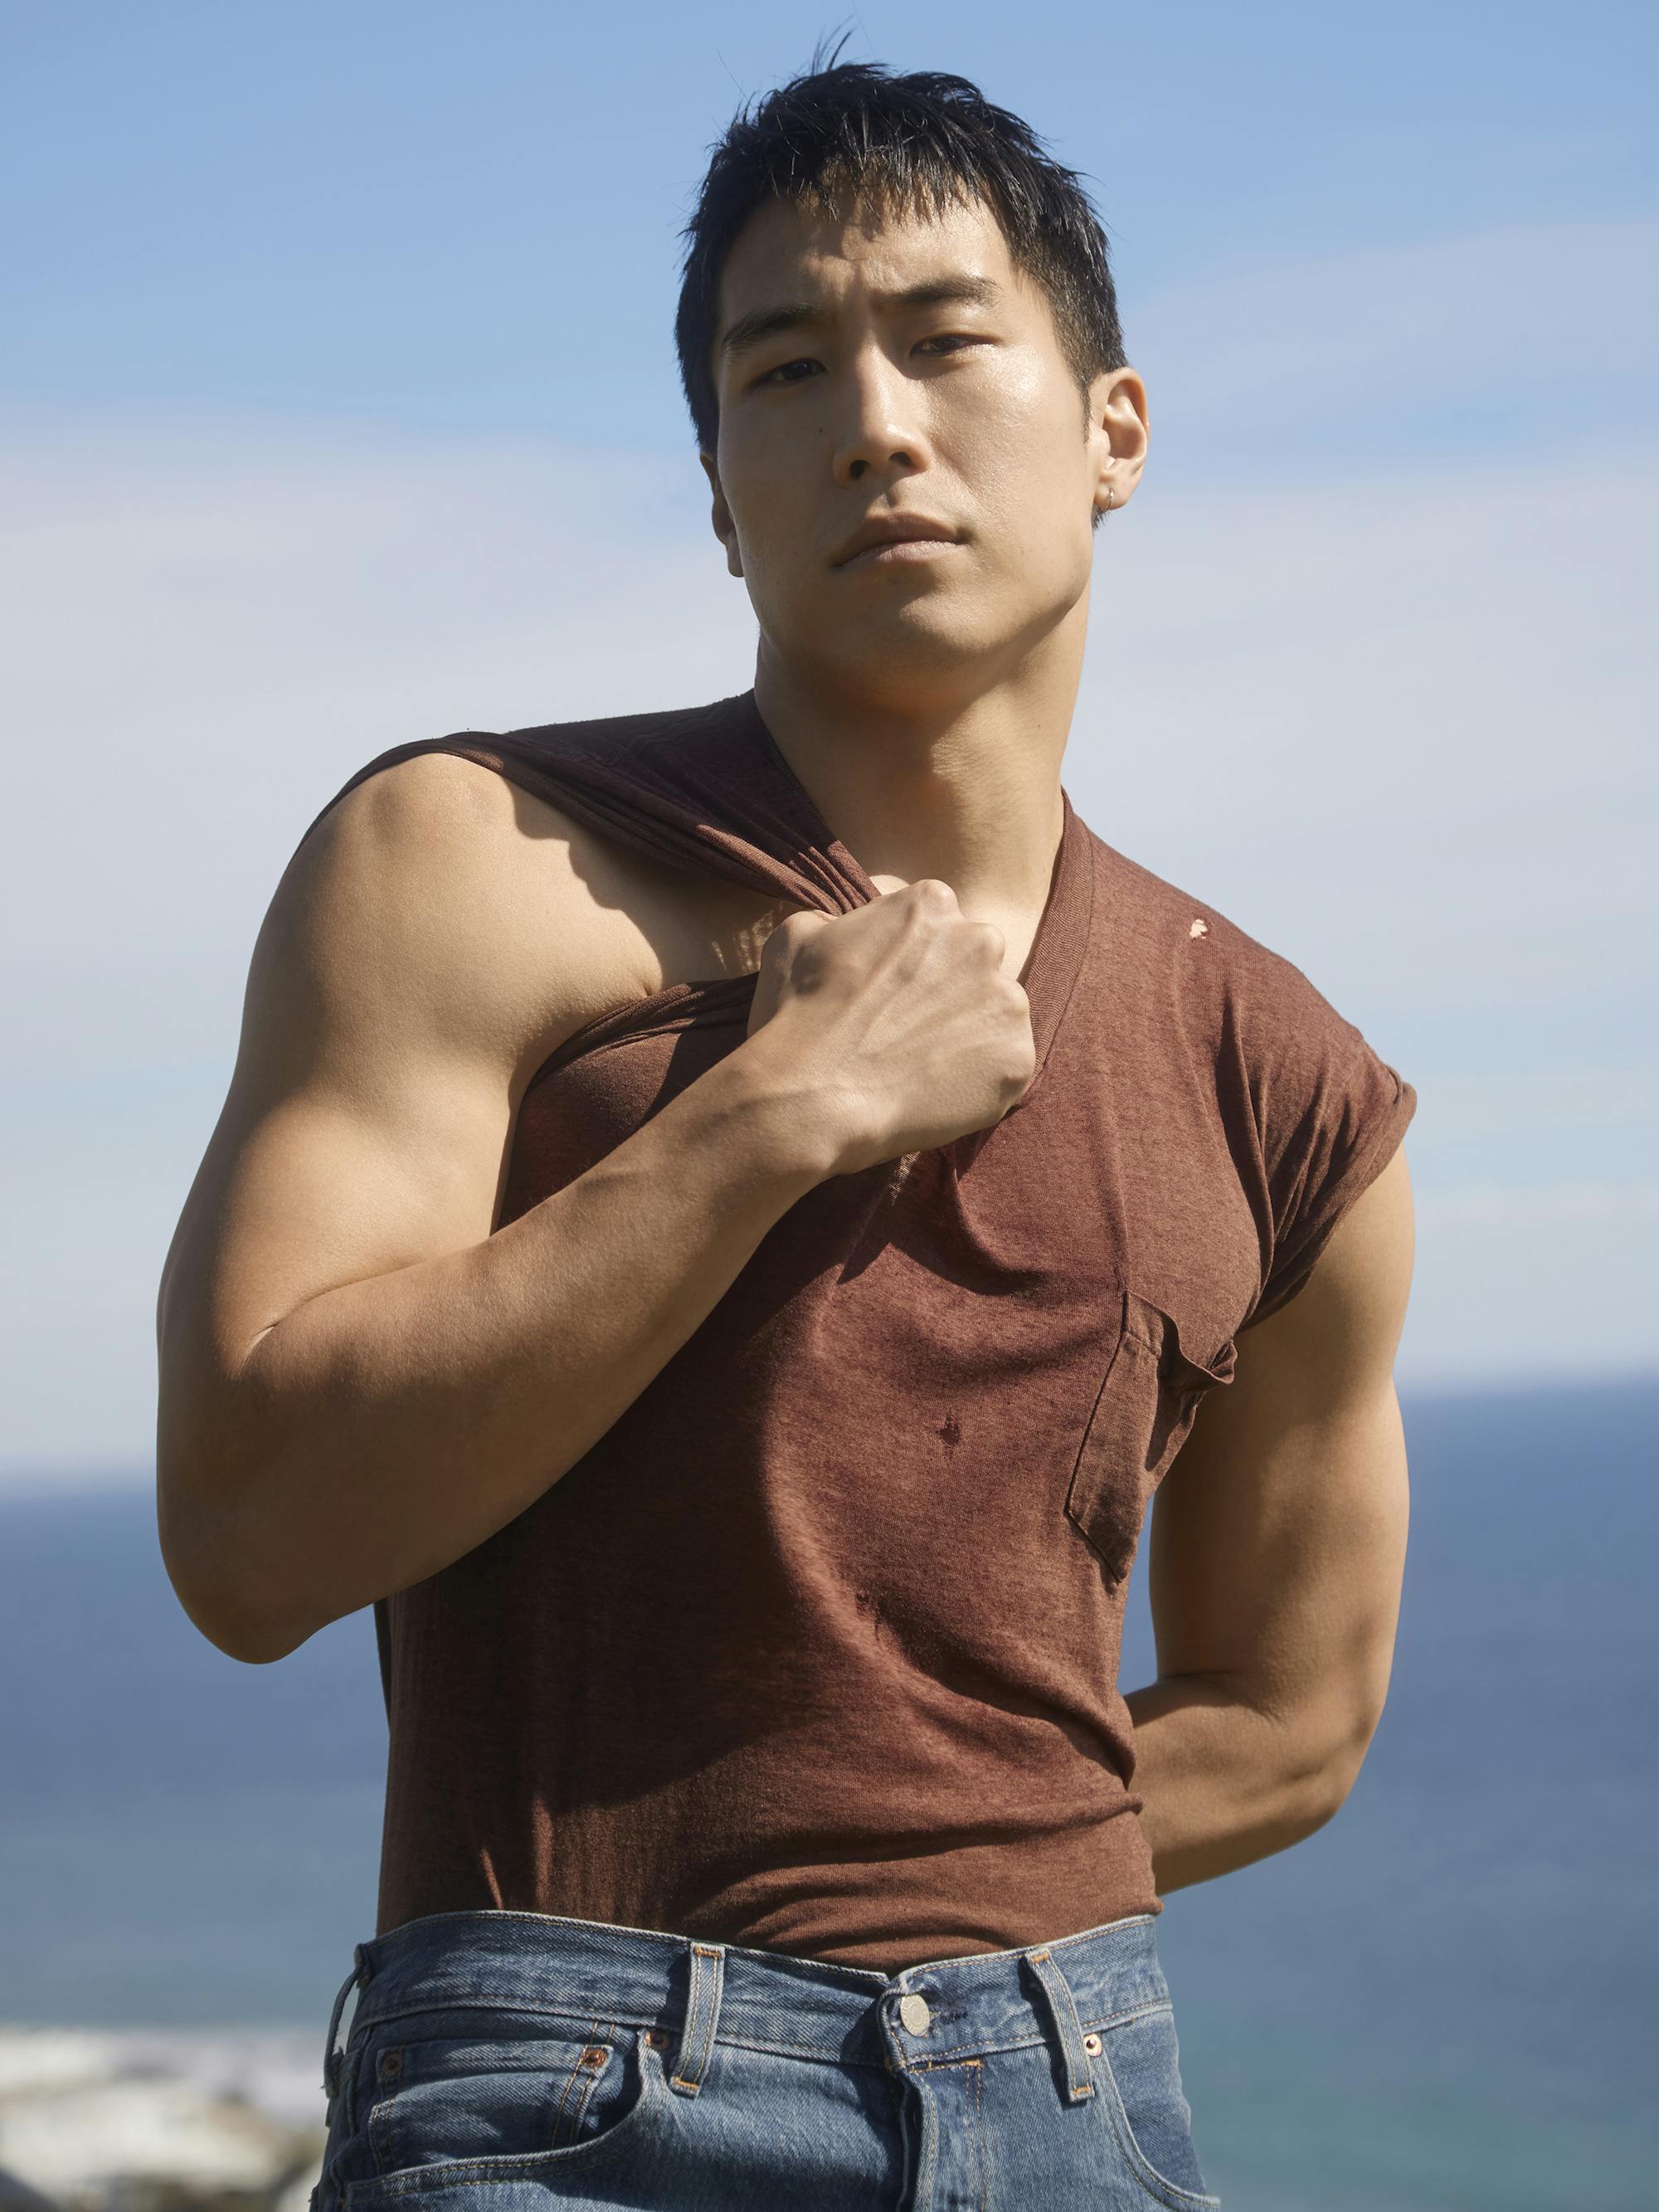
[343,2001,1172,2071]
[549,2014,606,2145]
[1092,2042,1222,2210]
[339,2122,642,2203]
[901,2002,1169,2065]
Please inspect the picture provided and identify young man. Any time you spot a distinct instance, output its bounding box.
[157,51,1416,2212]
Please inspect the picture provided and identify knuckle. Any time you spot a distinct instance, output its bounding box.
[771,908,823,957]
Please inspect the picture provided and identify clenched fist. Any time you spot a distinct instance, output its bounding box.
[740,879,1037,1177]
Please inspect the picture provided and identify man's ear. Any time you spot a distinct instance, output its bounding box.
[1087,363,1150,517]
[700,451,743,578]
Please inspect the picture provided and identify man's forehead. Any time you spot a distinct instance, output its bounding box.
[719,190,1014,308]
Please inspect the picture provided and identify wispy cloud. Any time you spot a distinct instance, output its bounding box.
[1131,216,1657,455]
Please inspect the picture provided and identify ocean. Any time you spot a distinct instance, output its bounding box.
[2,1373,1654,2210]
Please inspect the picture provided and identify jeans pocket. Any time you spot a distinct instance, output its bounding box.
[1065,1286,1236,1589]
[335,2013,664,2200]
[1090,2000,1220,2209]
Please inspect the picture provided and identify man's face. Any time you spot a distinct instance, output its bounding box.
[702,188,1139,700]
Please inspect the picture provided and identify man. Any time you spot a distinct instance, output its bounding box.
[157,48,1415,2212]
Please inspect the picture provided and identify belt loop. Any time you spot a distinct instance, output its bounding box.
[323,1942,372,2106]
[1024,1946,1096,2107]
[669,1941,725,2098]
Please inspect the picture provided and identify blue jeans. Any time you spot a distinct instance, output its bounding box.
[312,1906,1220,2210]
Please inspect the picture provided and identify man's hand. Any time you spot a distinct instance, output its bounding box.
[744,879,1037,1173]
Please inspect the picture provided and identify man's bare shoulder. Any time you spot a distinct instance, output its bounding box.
[271,744,800,1094]
[270,748,669,1094]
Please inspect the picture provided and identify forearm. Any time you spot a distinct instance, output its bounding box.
[195,1042,830,1661]
[1122,1672,1346,1893]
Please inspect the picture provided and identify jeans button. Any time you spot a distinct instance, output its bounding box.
[898,1992,932,2035]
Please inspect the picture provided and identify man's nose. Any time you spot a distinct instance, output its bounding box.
[832,343,933,484]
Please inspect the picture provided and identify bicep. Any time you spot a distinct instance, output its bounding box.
[1144,1144,1417,1775]
[156,753,590,1482]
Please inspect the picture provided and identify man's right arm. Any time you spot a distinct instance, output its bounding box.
[155,753,836,1665]
[158,750,1037,1668]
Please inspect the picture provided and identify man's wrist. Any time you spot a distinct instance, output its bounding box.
[688,1034,847,1196]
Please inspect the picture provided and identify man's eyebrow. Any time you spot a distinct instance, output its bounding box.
[718,273,1003,362]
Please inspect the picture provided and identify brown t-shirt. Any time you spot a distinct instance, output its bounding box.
[297,687,1417,1973]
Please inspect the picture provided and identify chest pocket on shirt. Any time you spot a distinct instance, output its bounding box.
[1066,1286,1237,1589]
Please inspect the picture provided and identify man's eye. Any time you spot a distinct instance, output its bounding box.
[752,334,984,390]
[754,358,817,389]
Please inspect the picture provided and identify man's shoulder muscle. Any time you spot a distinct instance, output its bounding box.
[270,748,671,1098]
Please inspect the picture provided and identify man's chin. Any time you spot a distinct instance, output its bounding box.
[800,602,992,664]
[771,626,1014,710]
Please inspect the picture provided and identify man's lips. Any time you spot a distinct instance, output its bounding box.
[835,535,963,569]
[832,511,965,566]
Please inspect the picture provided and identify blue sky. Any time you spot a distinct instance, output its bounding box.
[4,2,1652,460]
[2,1,1655,1478]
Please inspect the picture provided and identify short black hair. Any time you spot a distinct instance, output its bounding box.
[674,37,1128,528]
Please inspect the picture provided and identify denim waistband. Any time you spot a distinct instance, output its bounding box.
[322,1906,1171,2116]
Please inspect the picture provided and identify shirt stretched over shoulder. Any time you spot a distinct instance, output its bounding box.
[292,687,1417,1974]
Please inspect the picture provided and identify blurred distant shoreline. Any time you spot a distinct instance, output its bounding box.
[0,2024,324,2209]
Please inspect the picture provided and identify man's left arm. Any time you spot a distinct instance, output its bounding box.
[1123,1142,1417,1893]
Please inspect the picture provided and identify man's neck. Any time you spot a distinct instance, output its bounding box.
[750,654,1078,946]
